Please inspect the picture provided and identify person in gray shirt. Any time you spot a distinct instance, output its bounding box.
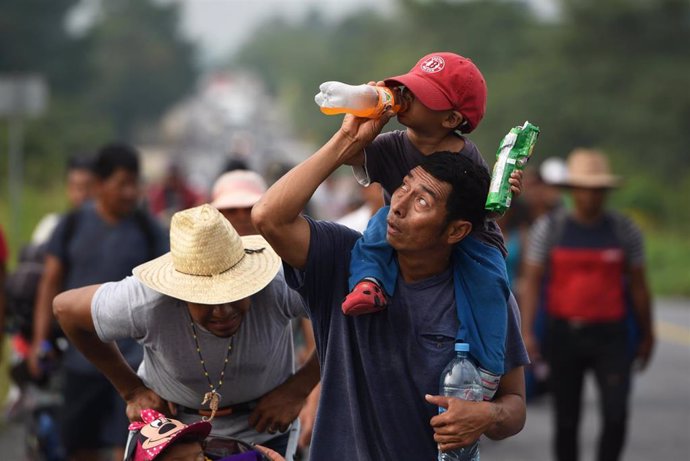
[53,204,319,457]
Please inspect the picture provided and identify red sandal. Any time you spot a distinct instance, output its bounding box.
[341,279,388,316]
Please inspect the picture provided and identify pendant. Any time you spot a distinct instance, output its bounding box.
[202,390,222,422]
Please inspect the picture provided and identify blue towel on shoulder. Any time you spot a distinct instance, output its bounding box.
[453,235,508,374]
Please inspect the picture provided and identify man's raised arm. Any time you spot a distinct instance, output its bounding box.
[252,113,391,269]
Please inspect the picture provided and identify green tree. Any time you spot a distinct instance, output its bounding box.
[0,0,84,88]
[234,0,689,230]
[84,0,197,138]
[0,0,200,254]
[0,0,199,183]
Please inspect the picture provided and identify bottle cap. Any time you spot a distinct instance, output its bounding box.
[454,342,470,352]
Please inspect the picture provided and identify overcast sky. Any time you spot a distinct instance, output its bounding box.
[178,0,395,62]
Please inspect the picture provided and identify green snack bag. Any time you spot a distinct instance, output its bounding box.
[485,121,540,214]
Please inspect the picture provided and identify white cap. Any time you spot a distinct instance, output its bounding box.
[211,170,267,210]
[540,157,568,185]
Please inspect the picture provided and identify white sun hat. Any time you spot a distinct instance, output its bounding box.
[133,204,280,304]
[211,170,267,210]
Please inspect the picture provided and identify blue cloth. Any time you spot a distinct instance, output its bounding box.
[349,206,509,374]
[452,234,509,374]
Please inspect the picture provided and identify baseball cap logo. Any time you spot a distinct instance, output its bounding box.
[420,56,445,73]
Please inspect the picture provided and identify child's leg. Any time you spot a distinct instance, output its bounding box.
[344,207,397,315]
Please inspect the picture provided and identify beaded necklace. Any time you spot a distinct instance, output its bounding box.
[189,318,234,422]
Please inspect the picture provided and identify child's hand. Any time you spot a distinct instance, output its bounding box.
[509,170,524,198]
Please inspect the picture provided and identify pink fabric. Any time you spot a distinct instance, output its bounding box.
[130,409,211,461]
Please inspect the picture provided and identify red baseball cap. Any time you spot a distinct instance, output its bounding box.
[385,52,487,133]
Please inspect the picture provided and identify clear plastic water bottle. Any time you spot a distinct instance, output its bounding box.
[439,342,482,461]
[314,81,401,118]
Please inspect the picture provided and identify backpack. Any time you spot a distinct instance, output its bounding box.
[4,208,158,339]
[539,207,641,354]
[4,243,47,338]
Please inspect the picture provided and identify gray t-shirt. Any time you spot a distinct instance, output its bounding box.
[91,271,306,444]
[285,218,529,461]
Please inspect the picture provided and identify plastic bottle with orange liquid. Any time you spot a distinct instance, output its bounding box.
[314,81,401,118]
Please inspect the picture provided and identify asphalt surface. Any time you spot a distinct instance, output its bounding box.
[482,297,690,461]
[1,298,688,461]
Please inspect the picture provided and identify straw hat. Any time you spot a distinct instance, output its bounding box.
[211,170,267,210]
[561,148,621,189]
[133,204,280,304]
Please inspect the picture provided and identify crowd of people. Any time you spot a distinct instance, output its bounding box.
[0,51,654,461]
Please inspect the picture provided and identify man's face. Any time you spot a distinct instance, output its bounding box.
[66,168,94,208]
[219,206,255,236]
[187,297,251,337]
[386,166,453,252]
[571,187,608,217]
[96,167,140,218]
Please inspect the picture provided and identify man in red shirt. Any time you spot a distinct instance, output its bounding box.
[521,148,654,461]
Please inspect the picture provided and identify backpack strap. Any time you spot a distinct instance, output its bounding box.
[60,209,81,275]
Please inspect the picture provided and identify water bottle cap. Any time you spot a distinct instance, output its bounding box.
[454,342,470,352]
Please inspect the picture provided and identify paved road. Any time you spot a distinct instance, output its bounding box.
[1,299,688,460]
[483,297,690,461]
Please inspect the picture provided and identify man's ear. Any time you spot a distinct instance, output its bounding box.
[442,111,464,130]
[445,219,472,245]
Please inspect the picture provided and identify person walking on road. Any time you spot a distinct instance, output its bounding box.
[30,154,96,246]
[520,148,655,461]
[29,143,168,461]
